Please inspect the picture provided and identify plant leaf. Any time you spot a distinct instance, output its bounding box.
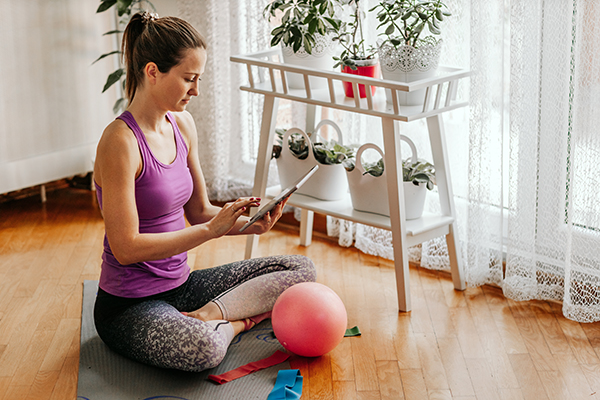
[92,50,121,65]
[102,68,124,93]
[96,0,117,13]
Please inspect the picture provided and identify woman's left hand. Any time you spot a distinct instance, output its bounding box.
[244,197,288,235]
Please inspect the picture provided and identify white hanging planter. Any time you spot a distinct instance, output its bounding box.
[346,137,427,220]
[377,38,442,106]
[276,119,348,201]
[281,34,337,89]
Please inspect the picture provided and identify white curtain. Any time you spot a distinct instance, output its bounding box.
[178,0,600,322]
[0,0,115,194]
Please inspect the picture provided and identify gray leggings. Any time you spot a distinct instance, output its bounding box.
[94,255,316,372]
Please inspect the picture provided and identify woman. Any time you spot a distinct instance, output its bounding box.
[93,11,316,372]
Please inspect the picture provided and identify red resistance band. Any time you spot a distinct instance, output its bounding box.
[207,350,291,385]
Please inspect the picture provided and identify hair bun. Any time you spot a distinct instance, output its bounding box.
[141,11,158,24]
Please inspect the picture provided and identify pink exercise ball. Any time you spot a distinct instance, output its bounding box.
[272,282,347,357]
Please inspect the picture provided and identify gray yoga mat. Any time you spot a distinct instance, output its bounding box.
[77,280,290,400]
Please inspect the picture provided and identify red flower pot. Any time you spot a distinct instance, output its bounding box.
[341,61,379,98]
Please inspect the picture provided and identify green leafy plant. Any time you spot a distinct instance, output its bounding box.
[370,0,451,48]
[264,0,342,54]
[93,0,156,114]
[272,128,356,165]
[332,0,377,69]
[345,155,436,190]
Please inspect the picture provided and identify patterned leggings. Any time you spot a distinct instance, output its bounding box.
[93,255,316,372]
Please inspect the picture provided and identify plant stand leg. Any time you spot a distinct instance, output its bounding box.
[245,95,279,259]
[299,209,314,246]
[298,104,319,247]
[426,114,466,290]
[382,118,411,312]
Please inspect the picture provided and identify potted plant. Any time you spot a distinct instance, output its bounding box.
[345,137,435,218]
[332,0,379,98]
[94,0,156,114]
[264,0,342,89]
[370,0,451,105]
[272,120,356,201]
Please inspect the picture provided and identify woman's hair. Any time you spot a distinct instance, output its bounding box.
[121,12,206,102]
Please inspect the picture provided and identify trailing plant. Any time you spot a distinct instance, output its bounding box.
[93,0,156,114]
[272,128,356,165]
[370,0,450,48]
[332,0,377,69]
[264,0,342,54]
[345,155,436,190]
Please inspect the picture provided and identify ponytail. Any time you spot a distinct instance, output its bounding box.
[121,12,206,102]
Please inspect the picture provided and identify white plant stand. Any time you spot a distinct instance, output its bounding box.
[231,49,470,312]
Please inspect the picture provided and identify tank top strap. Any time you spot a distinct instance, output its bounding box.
[166,112,189,158]
[116,111,153,164]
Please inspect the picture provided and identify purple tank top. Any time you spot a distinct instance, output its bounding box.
[95,111,193,297]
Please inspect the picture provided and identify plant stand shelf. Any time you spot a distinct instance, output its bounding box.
[231,49,470,312]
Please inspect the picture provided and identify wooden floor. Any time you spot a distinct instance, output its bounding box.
[1,188,600,399]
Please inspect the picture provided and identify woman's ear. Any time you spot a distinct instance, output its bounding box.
[144,62,159,84]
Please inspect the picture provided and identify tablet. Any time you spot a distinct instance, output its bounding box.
[239,165,319,232]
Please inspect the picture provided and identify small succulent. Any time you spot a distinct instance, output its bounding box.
[345,155,436,190]
[272,128,356,165]
[370,0,451,48]
[264,0,342,54]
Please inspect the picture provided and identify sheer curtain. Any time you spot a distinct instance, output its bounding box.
[0,0,115,194]
[178,0,600,322]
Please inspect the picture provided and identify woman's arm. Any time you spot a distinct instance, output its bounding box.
[95,118,250,265]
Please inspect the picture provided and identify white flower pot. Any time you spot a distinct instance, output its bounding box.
[276,120,348,201]
[377,38,442,106]
[281,34,337,90]
[346,137,427,220]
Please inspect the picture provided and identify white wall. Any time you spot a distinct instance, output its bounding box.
[0,0,117,194]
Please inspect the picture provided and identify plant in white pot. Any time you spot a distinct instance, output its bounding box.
[370,0,451,105]
[345,136,435,219]
[272,120,356,201]
[331,0,379,98]
[264,0,342,89]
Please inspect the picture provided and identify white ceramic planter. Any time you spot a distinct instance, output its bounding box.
[281,34,337,90]
[346,137,427,219]
[276,120,348,201]
[377,38,442,106]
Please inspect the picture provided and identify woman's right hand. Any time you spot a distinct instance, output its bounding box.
[206,197,260,238]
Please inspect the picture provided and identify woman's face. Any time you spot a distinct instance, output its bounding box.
[154,47,207,112]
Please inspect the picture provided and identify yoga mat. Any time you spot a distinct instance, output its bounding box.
[77,280,291,400]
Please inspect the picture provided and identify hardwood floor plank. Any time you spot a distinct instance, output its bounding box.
[393,314,421,369]
[498,388,525,400]
[308,354,334,400]
[513,317,558,371]
[39,319,80,372]
[48,356,78,400]
[400,369,428,400]
[508,354,549,400]
[552,351,595,399]
[27,369,60,400]
[537,370,572,400]
[580,363,600,398]
[416,333,449,391]
[333,380,358,400]
[9,329,55,387]
[448,307,485,359]
[351,333,380,391]
[556,317,600,365]
[331,337,355,381]
[437,337,475,397]
[464,358,501,400]
[428,389,453,400]
[477,329,520,390]
[376,360,404,400]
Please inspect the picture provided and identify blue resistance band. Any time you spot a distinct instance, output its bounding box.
[267,369,303,400]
